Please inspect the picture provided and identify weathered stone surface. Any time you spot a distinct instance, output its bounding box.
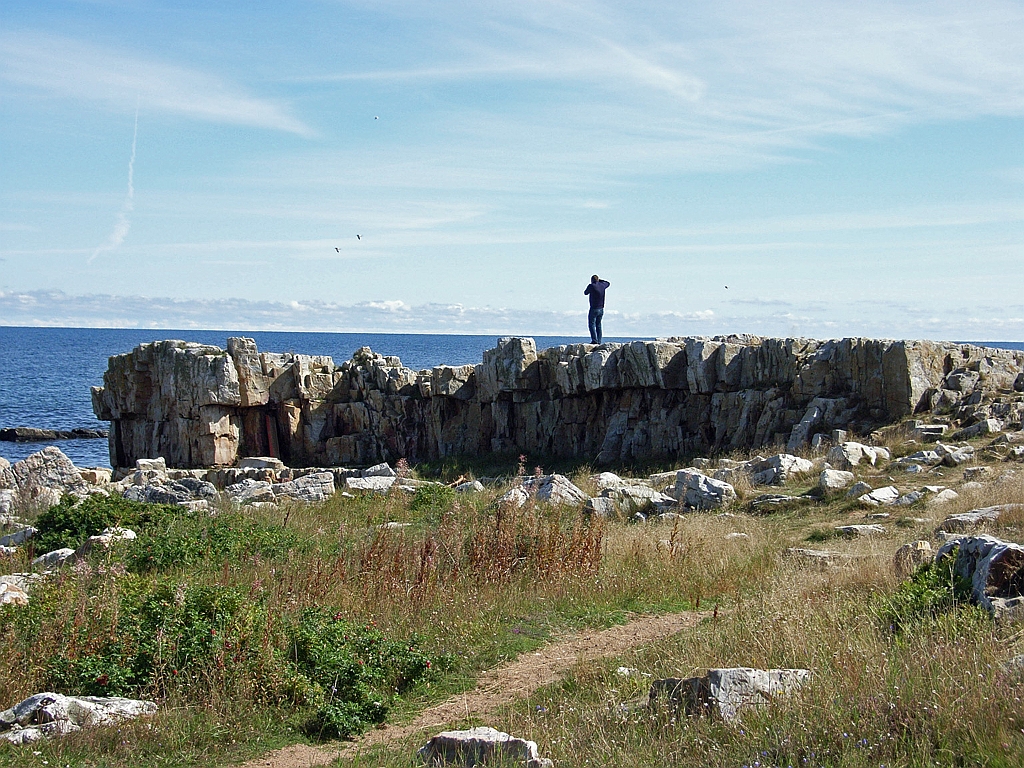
[857,486,900,506]
[225,479,276,504]
[521,474,587,506]
[32,548,75,570]
[827,442,889,470]
[649,667,810,723]
[79,467,112,485]
[0,582,29,606]
[238,456,285,470]
[938,505,1019,533]
[454,480,485,494]
[345,475,396,493]
[894,540,933,576]
[936,535,1024,615]
[930,489,960,504]
[676,469,737,509]
[93,337,1024,469]
[836,524,886,536]
[750,453,813,486]
[419,726,552,768]
[3,447,86,507]
[273,472,335,502]
[73,527,136,560]
[818,469,855,492]
[0,693,156,745]
[584,496,619,518]
[0,526,36,547]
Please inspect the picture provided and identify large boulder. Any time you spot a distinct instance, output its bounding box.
[4,447,86,506]
[750,454,814,486]
[937,505,1019,534]
[0,693,156,745]
[675,469,737,510]
[818,469,855,492]
[936,534,1024,615]
[225,479,276,504]
[419,726,552,768]
[521,474,587,506]
[894,540,933,576]
[649,667,810,723]
[826,442,890,470]
[273,471,335,502]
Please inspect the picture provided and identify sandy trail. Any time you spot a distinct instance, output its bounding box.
[237,611,703,768]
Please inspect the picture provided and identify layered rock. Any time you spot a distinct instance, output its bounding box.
[92,336,1024,469]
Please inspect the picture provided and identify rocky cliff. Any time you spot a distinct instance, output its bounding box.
[91,336,1024,469]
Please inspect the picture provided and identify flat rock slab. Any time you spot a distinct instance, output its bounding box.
[419,727,552,768]
[0,693,156,745]
[649,667,810,723]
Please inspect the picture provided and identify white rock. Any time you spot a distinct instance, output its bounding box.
[818,469,855,492]
[750,454,814,486]
[362,462,397,478]
[0,692,157,745]
[225,478,275,503]
[135,458,167,472]
[930,489,960,504]
[858,486,900,506]
[273,471,335,502]
[521,474,588,506]
[675,469,737,510]
[237,456,286,470]
[0,583,29,606]
[454,480,485,494]
[32,548,75,569]
[0,526,37,548]
[836,524,886,536]
[419,727,552,768]
[345,475,396,493]
[649,668,810,723]
[827,442,888,470]
[592,471,625,489]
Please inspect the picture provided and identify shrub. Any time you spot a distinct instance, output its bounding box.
[410,484,456,518]
[876,549,978,633]
[287,609,433,739]
[33,493,164,552]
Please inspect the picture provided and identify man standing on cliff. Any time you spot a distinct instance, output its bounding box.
[584,274,610,344]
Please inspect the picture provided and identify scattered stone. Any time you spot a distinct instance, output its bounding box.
[521,474,588,506]
[676,469,737,510]
[827,442,890,470]
[963,466,992,480]
[845,481,872,499]
[867,512,891,519]
[857,486,900,506]
[363,462,397,478]
[273,471,335,502]
[225,478,276,504]
[930,489,960,504]
[894,540,933,576]
[648,667,810,723]
[237,456,286,470]
[345,475,396,493]
[749,493,804,512]
[135,457,167,472]
[911,423,947,441]
[725,532,750,540]
[900,463,926,474]
[895,491,924,506]
[938,504,1020,533]
[936,534,1024,616]
[584,496,618,519]
[454,480,485,494]
[0,526,36,547]
[419,726,552,768]
[592,471,625,489]
[0,582,29,606]
[32,548,75,570]
[496,486,530,509]
[79,467,112,485]
[0,427,108,442]
[818,469,855,492]
[749,454,814,486]
[952,418,1003,441]
[73,527,137,560]
[0,692,157,745]
[602,484,676,514]
[836,524,886,537]
[785,548,849,566]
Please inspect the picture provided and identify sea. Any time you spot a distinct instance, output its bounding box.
[1,327,1022,469]
[0,326,631,469]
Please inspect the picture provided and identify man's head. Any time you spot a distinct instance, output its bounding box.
[591,274,599,283]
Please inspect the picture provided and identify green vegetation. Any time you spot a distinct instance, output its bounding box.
[2,431,1023,768]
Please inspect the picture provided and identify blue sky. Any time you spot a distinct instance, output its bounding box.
[1,1,1023,338]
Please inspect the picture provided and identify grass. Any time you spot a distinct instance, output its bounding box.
[2,429,1023,767]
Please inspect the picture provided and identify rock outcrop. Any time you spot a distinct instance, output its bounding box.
[92,336,1024,469]
[0,693,156,745]
[419,727,552,768]
[648,667,811,723]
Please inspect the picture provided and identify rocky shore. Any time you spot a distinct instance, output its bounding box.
[0,427,109,442]
[91,335,1024,471]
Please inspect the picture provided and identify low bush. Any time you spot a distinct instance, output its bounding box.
[33,493,166,552]
[287,609,434,739]
[875,548,977,633]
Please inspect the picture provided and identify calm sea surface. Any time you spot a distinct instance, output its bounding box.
[1,327,1021,469]
[0,326,633,468]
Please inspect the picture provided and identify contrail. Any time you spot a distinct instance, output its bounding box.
[89,106,138,263]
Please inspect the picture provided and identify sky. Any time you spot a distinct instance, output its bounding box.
[1,1,1023,339]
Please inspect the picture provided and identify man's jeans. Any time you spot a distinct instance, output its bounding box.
[588,307,604,344]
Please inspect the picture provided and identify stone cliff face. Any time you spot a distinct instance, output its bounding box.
[91,336,1024,469]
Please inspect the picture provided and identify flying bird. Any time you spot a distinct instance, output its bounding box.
[335,247,340,253]
[724,285,729,289]
[356,234,362,240]
[374,116,379,120]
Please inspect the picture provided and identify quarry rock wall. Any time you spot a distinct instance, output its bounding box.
[91,336,1024,469]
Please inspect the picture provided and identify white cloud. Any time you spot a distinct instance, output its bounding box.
[0,31,313,136]
[2,289,1022,341]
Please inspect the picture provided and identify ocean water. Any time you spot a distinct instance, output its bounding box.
[1,327,1021,469]
[0,326,625,468]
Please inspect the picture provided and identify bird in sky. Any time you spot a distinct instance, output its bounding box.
[335,247,340,253]
[724,285,729,289]
[356,234,362,240]
[374,116,379,120]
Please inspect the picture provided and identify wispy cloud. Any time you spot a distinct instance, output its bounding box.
[0,31,313,136]
[90,106,138,263]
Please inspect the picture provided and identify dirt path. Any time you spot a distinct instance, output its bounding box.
[237,611,703,768]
